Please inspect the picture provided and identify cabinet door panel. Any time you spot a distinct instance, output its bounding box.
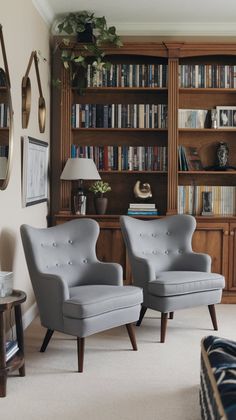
[193,223,229,287]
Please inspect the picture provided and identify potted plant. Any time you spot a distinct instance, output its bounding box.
[89,180,111,214]
[54,11,122,90]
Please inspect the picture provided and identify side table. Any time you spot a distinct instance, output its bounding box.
[0,289,27,397]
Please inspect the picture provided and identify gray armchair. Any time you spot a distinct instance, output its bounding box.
[20,219,143,372]
[120,214,225,343]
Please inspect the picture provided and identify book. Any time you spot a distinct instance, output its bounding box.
[127,210,158,215]
[129,203,156,209]
[6,340,19,362]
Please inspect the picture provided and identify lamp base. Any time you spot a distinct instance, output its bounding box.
[73,191,86,215]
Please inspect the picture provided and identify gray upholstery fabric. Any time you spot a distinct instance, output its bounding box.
[120,214,225,314]
[20,219,143,337]
[149,271,225,297]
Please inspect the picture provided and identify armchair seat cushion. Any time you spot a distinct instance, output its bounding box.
[148,271,225,297]
[63,285,143,319]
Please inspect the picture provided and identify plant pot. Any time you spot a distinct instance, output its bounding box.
[94,197,108,215]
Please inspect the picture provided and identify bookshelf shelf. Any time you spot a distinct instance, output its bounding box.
[179,88,236,94]
[99,170,168,174]
[178,171,236,175]
[72,128,168,132]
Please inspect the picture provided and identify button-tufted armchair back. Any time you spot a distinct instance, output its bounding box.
[120,214,196,273]
[21,219,99,288]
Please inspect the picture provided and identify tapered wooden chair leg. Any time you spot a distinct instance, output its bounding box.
[160,313,168,343]
[77,337,85,372]
[40,329,54,352]
[208,304,218,330]
[126,323,137,351]
[136,306,147,326]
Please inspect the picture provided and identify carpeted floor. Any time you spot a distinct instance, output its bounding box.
[1,304,236,420]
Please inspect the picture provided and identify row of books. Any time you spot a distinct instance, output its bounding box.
[127,203,158,215]
[6,340,19,362]
[87,63,168,88]
[178,146,203,171]
[178,109,209,129]
[0,103,9,128]
[179,64,236,88]
[178,185,236,216]
[72,103,168,129]
[71,145,168,171]
[0,145,9,157]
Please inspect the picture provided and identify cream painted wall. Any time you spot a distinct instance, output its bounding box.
[0,0,50,318]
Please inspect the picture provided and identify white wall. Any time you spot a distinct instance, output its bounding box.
[0,0,50,322]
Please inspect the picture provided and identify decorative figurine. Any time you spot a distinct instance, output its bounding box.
[216,141,229,168]
[133,180,152,199]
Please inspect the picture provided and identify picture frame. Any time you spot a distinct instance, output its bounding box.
[201,191,213,216]
[22,136,48,206]
[216,106,236,129]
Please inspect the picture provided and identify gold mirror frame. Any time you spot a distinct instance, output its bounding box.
[22,51,46,133]
[0,24,13,191]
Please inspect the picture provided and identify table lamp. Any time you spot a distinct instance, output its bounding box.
[60,157,100,215]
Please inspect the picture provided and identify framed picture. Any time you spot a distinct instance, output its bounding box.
[201,191,213,216]
[22,136,48,206]
[216,106,236,129]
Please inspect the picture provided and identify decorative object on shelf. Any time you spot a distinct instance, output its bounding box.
[61,157,100,215]
[217,141,229,168]
[211,109,218,129]
[201,191,213,216]
[0,24,13,191]
[89,180,111,214]
[216,106,236,129]
[133,181,152,200]
[22,136,48,207]
[54,11,122,89]
[22,51,46,132]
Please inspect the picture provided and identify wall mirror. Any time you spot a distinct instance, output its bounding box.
[0,24,13,190]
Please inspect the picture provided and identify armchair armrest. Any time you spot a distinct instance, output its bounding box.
[86,261,123,286]
[34,272,70,330]
[176,252,212,272]
[130,255,156,287]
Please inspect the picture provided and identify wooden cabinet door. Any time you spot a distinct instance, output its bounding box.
[229,223,236,292]
[192,222,229,288]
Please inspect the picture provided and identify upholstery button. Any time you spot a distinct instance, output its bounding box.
[53,242,57,247]
[83,259,88,263]
[68,261,72,265]
[56,263,59,267]
[68,240,73,244]
[165,250,169,255]
[140,233,142,237]
[41,243,44,247]
[166,231,170,235]
[178,249,183,254]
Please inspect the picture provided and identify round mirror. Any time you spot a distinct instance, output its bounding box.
[0,67,13,190]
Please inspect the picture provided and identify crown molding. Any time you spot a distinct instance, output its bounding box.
[113,22,236,36]
[32,0,54,26]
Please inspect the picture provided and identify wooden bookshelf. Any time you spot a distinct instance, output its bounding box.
[51,39,236,301]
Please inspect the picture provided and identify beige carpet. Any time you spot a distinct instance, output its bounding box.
[1,304,236,420]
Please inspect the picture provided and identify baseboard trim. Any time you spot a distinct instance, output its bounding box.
[22,302,38,330]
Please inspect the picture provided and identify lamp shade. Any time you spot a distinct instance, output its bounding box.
[60,158,101,181]
[0,157,7,179]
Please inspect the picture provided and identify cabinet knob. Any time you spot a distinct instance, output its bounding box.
[230,231,235,236]
[224,230,229,236]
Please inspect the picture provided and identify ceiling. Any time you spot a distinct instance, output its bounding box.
[33,0,236,36]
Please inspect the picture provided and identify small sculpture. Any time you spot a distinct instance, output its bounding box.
[133,181,152,200]
[217,142,229,168]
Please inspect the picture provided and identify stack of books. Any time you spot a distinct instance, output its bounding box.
[6,340,19,362]
[127,203,158,216]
